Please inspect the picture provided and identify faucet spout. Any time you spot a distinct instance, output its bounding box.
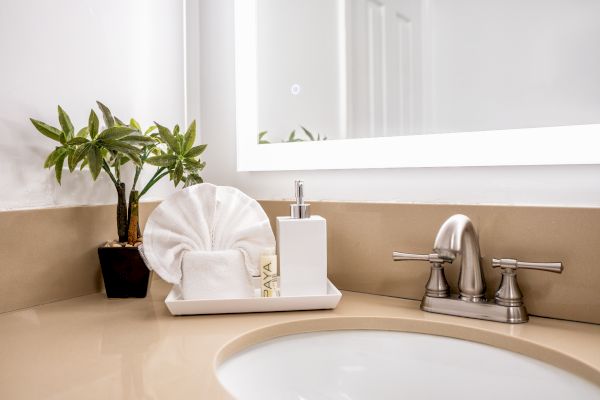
[433,214,486,302]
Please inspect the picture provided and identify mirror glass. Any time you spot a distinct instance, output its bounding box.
[254,0,600,144]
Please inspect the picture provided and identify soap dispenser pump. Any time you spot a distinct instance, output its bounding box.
[276,180,328,296]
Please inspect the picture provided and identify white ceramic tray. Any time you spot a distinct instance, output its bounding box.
[164,278,342,316]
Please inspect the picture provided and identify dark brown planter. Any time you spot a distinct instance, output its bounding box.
[98,246,151,298]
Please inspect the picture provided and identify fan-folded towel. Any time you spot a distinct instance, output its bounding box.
[142,183,275,299]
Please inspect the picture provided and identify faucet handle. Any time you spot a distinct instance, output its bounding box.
[492,258,563,307]
[393,252,447,263]
[492,258,563,273]
[392,251,450,298]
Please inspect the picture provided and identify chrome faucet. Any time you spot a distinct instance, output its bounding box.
[393,214,563,323]
[433,214,486,302]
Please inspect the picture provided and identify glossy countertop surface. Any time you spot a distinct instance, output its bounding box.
[1,279,599,400]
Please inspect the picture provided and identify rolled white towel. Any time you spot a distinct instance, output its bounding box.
[180,250,254,299]
[142,183,275,299]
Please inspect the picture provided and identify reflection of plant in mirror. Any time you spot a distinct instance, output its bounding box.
[31,102,207,245]
[258,126,327,144]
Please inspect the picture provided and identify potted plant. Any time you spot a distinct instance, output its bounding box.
[30,101,207,297]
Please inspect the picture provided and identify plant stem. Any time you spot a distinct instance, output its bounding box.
[102,159,128,242]
[132,167,143,238]
[127,190,139,244]
[115,159,121,182]
[139,167,167,198]
[116,182,128,242]
[127,188,134,236]
[102,160,118,187]
[131,166,142,194]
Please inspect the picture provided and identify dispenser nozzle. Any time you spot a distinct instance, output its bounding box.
[290,180,310,219]
[295,180,304,205]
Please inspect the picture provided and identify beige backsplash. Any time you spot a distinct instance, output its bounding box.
[0,202,159,314]
[261,201,600,325]
[1,200,598,324]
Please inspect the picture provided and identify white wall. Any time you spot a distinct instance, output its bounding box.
[0,0,185,211]
[197,0,600,207]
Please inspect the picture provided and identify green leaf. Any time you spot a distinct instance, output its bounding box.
[76,127,89,138]
[30,119,62,142]
[146,154,177,167]
[68,137,88,146]
[59,132,67,145]
[120,135,154,144]
[258,131,269,144]
[173,124,180,136]
[185,144,207,157]
[183,158,206,172]
[114,116,126,126]
[87,145,103,180]
[109,148,142,169]
[258,131,270,144]
[100,139,140,155]
[96,101,115,128]
[73,142,92,164]
[288,130,295,141]
[88,110,99,139]
[79,158,88,170]
[184,173,203,187]
[155,122,180,153]
[57,106,74,138]
[67,148,78,172]
[183,120,196,152]
[54,152,67,184]
[130,118,141,131]
[301,126,314,141]
[96,126,136,141]
[173,162,184,185]
[110,153,121,167]
[124,151,142,166]
[183,158,204,170]
[44,147,65,168]
[144,125,157,135]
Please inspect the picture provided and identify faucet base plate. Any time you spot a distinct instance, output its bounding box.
[421,295,528,324]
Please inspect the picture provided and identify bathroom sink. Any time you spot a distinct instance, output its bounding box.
[217,330,600,400]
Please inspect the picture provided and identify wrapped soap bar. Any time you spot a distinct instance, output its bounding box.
[260,247,279,297]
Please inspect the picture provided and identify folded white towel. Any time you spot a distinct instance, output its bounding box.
[142,183,275,292]
[180,250,254,299]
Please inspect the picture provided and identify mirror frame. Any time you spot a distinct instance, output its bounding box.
[234,0,600,171]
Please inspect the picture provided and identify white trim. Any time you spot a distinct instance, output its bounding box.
[420,0,433,134]
[184,0,202,140]
[238,124,600,171]
[234,0,600,172]
[182,0,188,126]
[336,0,348,140]
[235,0,259,169]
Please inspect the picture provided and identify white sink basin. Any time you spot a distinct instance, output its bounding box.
[218,330,600,400]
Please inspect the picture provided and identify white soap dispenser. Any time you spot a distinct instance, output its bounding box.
[276,180,327,296]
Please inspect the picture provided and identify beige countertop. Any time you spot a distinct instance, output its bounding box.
[1,279,599,400]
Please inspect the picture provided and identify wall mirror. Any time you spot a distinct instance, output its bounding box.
[234,0,600,171]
